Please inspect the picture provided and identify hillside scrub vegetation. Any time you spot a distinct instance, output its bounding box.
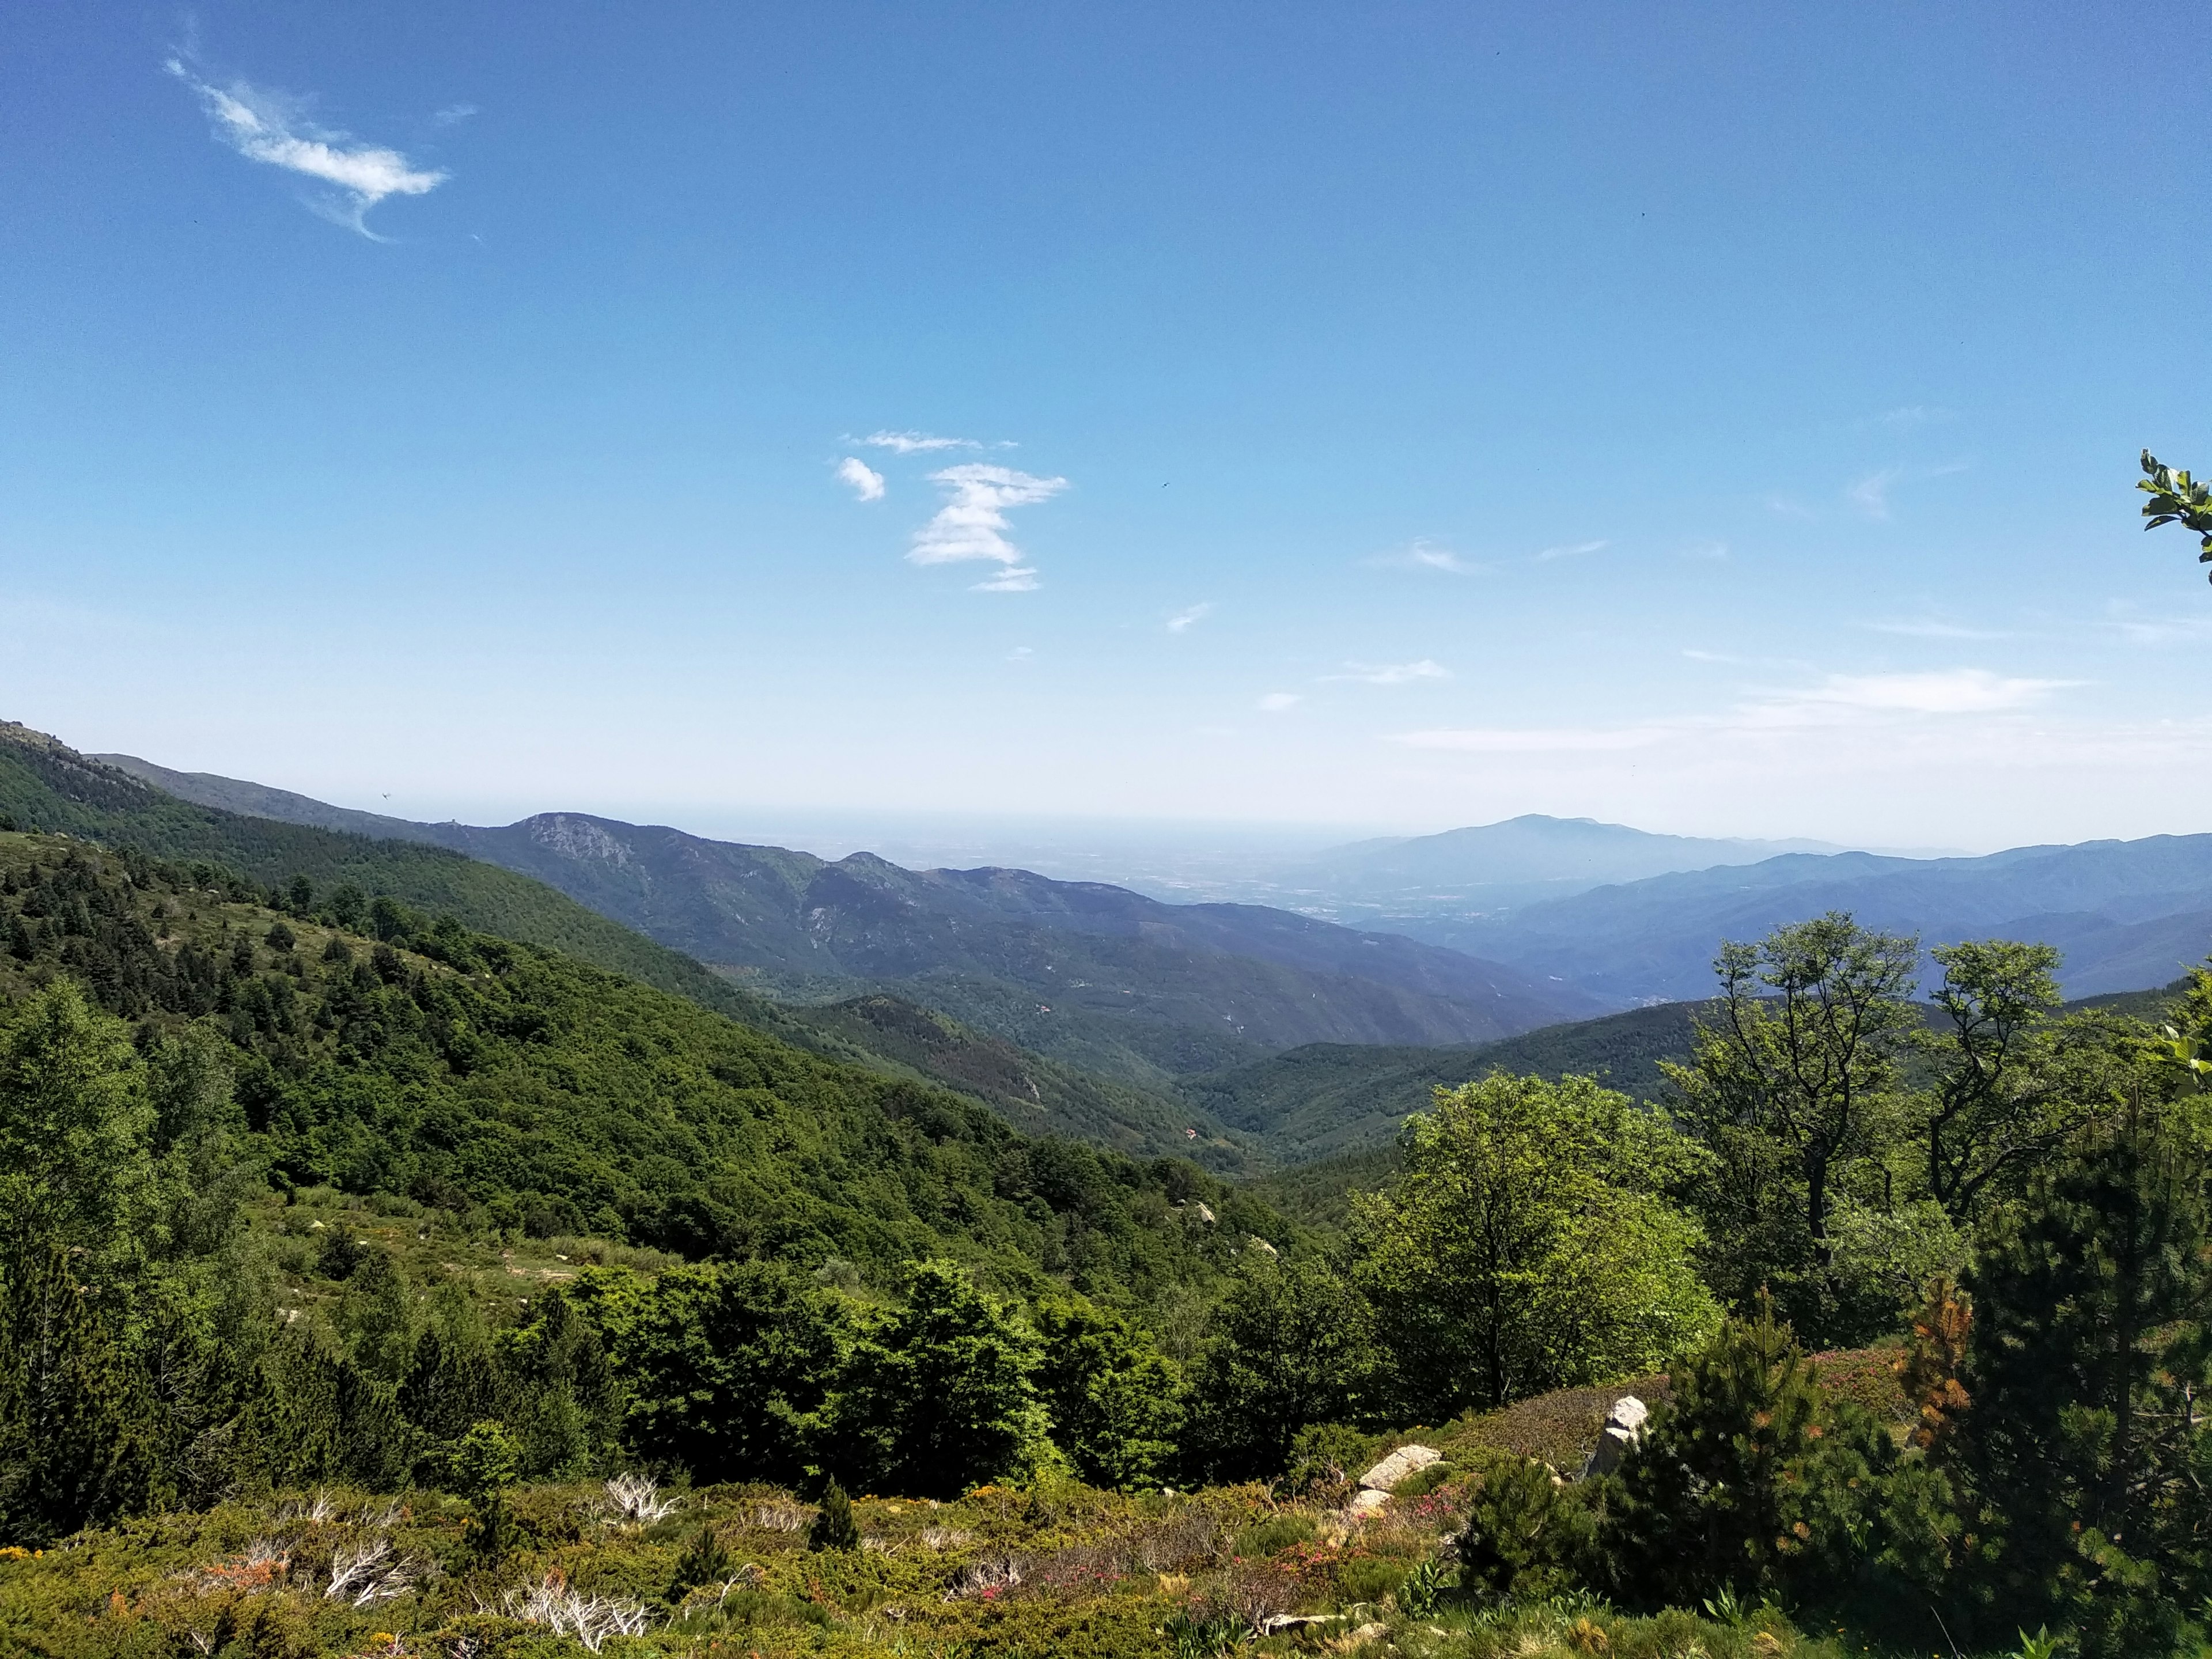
[0,826,2206,1652]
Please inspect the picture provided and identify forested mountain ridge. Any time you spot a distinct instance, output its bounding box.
[6,724,1252,1165]
[98,752,1602,1081]
[1404,834,2212,1002]
[0,830,1279,1297]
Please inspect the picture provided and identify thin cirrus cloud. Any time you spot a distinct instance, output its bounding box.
[165,59,448,238]
[1366,539,1483,574]
[1166,603,1213,633]
[861,430,979,454]
[1257,692,1303,713]
[1850,462,1967,520]
[1389,668,2077,755]
[908,464,1069,593]
[1772,668,2075,715]
[835,457,886,502]
[1534,539,1608,562]
[1325,659,1450,685]
[1869,618,2008,641]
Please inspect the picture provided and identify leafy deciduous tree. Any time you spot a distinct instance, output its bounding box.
[1352,1071,1717,1421]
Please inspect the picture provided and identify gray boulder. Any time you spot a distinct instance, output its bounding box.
[1580,1395,1649,1479]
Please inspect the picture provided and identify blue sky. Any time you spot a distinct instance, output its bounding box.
[3,2,2209,854]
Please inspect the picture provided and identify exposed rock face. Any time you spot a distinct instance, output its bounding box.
[1346,1488,1392,1517]
[1357,1443,1441,1493]
[1581,1394,1649,1478]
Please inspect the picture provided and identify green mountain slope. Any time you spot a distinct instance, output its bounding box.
[9,724,1250,1164]
[1,723,751,1014]
[1183,1001,1707,1162]
[0,830,1279,1301]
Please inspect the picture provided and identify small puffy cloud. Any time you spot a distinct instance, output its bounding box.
[1166,603,1213,633]
[1008,645,1034,661]
[1257,692,1303,713]
[836,457,886,502]
[1535,539,1607,562]
[166,59,448,237]
[908,464,1068,588]
[1325,659,1450,685]
[862,430,977,454]
[1366,538,1480,574]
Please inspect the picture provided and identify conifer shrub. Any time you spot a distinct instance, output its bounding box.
[667,1521,736,1602]
[807,1478,861,1552]
[1597,1291,1893,1610]
[1452,1449,1597,1603]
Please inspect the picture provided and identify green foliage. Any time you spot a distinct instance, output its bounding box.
[669,1520,737,1599]
[1953,1106,2211,1657]
[570,1259,836,1486]
[1032,1293,1183,1487]
[1453,1450,1597,1603]
[2139,449,2212,574]
[0,982,158,1275]
[1666,914,1922,1343]
[1353,1071,1719,1420]
[829,1259,1051,1498]
[1599,1292,1894,1609]
[1180,1254,1370,1483]
[807,1478,861,1551]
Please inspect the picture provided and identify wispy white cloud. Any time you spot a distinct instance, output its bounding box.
[2104,614,2212,646]
[1683,540,1729,561]
[1166,603,1213,634]
[166,59,448,237]
[430,103,478,128]
[1849,468,1903,519]
[908,465,1069,590]
[1869,618,2006,641]
[1257,692,1303,713]
[1008,645,1034,661]
[1393,725,1665,753]
[1324,659,1450,685]
[1535,539,1607,562]
[1876,404,1955,427]
[1850,462,1967,520]
[862,430,978,454]
[1390,667,2077,756]
[1365,539,1483,574]
[836,457,886,502]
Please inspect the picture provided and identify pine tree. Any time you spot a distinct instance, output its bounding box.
[807,1478,861,1552]
[668,1522,736,1600]
[1955,1109,2210,1658]
[1599,1290,1892,1608]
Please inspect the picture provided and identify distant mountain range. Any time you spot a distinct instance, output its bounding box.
[1411,840,2212,1003]
[99,753,1602,1090]
[1285,815,1846,908]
